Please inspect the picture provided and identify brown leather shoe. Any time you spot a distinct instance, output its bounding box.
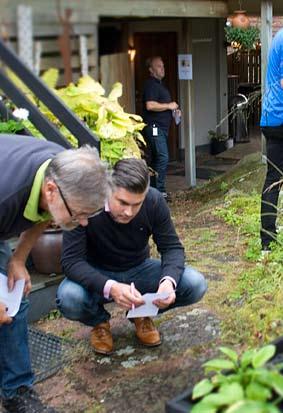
[90,321,113,355]
[133,317,161,347]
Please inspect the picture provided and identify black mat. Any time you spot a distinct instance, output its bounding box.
[29,327,73,383]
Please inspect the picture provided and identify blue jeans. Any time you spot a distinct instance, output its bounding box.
[56,258,207,327]
[145,126,169,193]
[0,241,34,398]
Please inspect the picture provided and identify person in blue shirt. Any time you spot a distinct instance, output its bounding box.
[260,28,283,250]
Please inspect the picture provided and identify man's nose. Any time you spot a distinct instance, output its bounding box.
[124,206,134,217]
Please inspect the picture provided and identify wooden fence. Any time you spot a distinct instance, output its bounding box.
[227,49,261,126]
[227,49,261,84]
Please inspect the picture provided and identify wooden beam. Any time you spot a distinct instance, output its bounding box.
[261,1,273,157]
[94,1,228,18]
[1,0,228,25]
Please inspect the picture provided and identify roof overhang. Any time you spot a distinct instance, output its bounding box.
[227,0,283,16]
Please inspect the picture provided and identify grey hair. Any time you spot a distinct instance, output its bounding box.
[112,158,149,194]
[45,145,112,210]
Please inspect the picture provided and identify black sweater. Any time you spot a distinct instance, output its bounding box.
[61,188,185,295]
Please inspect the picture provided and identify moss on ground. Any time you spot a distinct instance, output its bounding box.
[171,151,283,349]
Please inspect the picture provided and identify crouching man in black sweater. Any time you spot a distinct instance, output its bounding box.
[57,158,207,354]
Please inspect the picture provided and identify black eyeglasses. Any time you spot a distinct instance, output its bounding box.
[56,181,73,218]
[55,181,104,221]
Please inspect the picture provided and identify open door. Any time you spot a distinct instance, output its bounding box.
[100,52,134,113]
[134,32,178,160]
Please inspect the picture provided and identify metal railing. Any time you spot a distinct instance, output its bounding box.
[0,38,100,151]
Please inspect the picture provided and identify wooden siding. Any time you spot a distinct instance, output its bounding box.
[7,33,97,86]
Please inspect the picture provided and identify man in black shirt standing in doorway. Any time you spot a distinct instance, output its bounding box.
[142,56,181,199]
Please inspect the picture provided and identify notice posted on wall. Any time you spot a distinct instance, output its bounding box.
[178,54,193,80]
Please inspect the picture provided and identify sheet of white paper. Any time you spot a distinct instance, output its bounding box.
[0,272,25,317]
[127,292,169,318]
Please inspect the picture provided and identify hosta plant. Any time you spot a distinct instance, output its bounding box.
[5,68,146,164]
[191,345,283,413]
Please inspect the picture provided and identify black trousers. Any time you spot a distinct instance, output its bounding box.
[260,126,283,248]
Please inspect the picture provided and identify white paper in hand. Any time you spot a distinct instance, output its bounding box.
[0,272,25,317]
[127,292,169,318]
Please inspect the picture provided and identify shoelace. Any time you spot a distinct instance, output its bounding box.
[94,325,110,339]
[141,317,155,332]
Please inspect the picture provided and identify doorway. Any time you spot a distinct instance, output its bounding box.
[133,32,178,160]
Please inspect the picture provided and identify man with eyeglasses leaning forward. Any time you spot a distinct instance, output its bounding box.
[0,134,111,413]
[57,158,207,355]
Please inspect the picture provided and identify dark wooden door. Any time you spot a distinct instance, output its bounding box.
[134,32,178,160]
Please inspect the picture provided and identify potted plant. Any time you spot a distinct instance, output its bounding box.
[209,130,228,155]
[225,26,260,52]
[166,339,283,413]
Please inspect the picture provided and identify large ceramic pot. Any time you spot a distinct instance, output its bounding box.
[231,10,250,29]
[31,228,63,274]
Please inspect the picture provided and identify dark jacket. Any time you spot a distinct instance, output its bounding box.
[0,134,63,240]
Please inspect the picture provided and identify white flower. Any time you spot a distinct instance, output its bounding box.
[13,108,29,120]
[0,96,3,101]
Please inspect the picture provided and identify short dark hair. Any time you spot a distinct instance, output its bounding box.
[145,56,162,69]
[113,158,149,194]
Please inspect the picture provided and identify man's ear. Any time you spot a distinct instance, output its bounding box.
[149,66,153,75]
[43,180,58,203]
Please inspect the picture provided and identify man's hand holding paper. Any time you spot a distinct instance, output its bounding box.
[0,272,25,317]
[153,279,176,309]
[0,302,12,325]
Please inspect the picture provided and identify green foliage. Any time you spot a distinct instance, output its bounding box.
[191,345,283,413]
[214,191,261,236]
[0,119,24,134]
[53,74,146,164]
[213,189,283,341]
[43,309,61,321]
[4,68,146,165]
[22,119,44,138]
[220,182,229,192]
[225,26,260,51]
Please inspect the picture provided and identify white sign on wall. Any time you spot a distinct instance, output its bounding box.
[178,54,193,80]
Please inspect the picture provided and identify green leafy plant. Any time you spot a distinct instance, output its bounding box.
[208,130,228,142]
[4,68,146,165]
[225,26,260,51]
[191,345,283,413]
[0,119,24,134]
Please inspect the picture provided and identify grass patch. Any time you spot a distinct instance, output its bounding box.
[172,151,283,347]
